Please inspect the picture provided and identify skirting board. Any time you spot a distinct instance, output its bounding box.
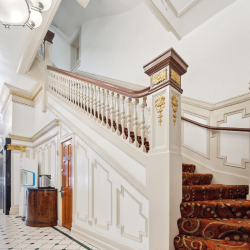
[182,154,248,185]
[9,205,19,215]
[72,223,139,250]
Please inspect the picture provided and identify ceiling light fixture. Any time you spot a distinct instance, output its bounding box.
[0,0,52,29]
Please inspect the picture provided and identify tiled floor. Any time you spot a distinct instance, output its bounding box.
[0,210,102,250]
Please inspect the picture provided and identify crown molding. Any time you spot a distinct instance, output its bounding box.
[8,119,60,143]
[0,83,43,114]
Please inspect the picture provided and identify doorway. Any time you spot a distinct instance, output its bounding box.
[61,139,73,229]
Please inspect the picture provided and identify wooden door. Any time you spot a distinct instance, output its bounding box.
[62,139,73,229]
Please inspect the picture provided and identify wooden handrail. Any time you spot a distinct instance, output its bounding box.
[182,116,250,132]
[47,66,182,98]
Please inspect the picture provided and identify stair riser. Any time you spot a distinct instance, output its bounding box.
[174,235,250,250]
[181,201,250,219]
[183,186,248,202]
[182,164,195,173]
[182,173,212,185]
[178,218,250,243]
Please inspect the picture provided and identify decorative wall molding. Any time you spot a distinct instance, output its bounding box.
[116,186,148,242]
[217,109,250,169]
[182,92,250,111]
[10,86,42,101]
[181,110,210,159]
[165,0,200,17]
[75,142,89,223]
[92,159,112,230]
[9,119,60,143]
[7,144,26,152]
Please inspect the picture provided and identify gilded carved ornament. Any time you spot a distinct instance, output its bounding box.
[171,95,178,125]
[155,95,165,126]
[171,69,181,85]
[152,69,167,86]
[7,144,26,152]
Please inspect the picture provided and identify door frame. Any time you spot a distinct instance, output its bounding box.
[58,133,75,227]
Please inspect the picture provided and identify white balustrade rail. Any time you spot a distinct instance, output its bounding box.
[48,69,150,153]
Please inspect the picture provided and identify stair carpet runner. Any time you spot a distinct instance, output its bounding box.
[174,164,250,250]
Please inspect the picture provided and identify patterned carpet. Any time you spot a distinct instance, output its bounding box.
[174,164,250,249]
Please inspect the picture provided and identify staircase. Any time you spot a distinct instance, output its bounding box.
[174,164,250,249]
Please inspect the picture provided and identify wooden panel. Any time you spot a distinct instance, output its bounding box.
[62,139,73,229]
[25,189,57,227]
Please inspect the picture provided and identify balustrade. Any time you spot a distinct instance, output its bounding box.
[48,68,150,153]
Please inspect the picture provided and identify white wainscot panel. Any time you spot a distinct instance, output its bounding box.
[44,145,49,174]
[117,186,148,242]
[92,160,112,230]
[50,141,56,187]
[76,143,89,222]
[220,113,250,167]
[183,113,207,156]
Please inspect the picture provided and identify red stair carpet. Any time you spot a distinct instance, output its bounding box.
[174,164,250,249]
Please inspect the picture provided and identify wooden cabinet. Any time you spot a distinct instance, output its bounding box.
[25,188,57,227]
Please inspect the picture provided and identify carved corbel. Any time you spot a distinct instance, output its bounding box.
[7,144,26,152]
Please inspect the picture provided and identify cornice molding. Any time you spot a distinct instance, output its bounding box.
[10,86,42,101]
[8,119,60,143]
[0,83,42,114]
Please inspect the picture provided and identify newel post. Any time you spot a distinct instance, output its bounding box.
[42,30,55,112]
[143,48,188,250]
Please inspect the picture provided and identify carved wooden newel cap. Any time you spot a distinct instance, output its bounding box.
[143,48,188,93]
[44,30,55,44]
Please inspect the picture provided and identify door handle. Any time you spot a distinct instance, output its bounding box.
[59,186,64,198]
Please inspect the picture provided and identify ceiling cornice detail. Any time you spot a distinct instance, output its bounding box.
[8,119,60,142]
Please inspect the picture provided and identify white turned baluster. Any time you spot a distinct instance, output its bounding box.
[83,82,86,113]
[77,80,80,109]
[74,80,77,107]
[67,77,70,102]
[115,93,120,135]
[69,78,72,103]
[126,97,132,143]
[80,81,83,111]
[101,89,105,125]
[132,99,139,147]
[110,92,115,131]
[93,86,97,119]
[120,96,126,139]
[97,87,101,122]
[147,106,151,145]
[86,83,89,114]
[139,97,147,152]
[89,85,94,117]
[62,75,65,99]
[105,90,110,129]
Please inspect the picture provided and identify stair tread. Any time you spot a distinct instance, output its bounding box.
[174,235,250,250]
[182,164,196,173]
[181,199,250,219]
[182,172,213,185]
[183,184,248,202]
[178,218,250,242]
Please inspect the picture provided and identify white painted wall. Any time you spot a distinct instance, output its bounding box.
[78,0,250,103]
[12,100,57,137]
[49,26,71,71]
[74,135,149,250]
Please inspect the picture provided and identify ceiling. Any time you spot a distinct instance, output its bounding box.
[0,25,36,92]
[151,0,237,38]
[53,0,142,38]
